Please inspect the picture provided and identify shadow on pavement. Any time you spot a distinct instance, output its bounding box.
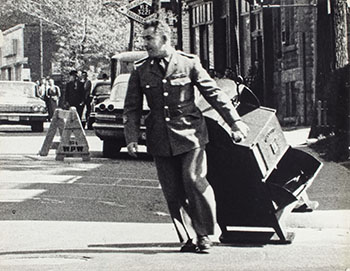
[0,248,178,256]
[0,241,264,257]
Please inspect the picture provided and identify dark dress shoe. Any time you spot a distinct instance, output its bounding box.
[197,235,212,251]
[180,239,199,253]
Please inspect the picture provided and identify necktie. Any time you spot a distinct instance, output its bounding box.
[155,58,166,75]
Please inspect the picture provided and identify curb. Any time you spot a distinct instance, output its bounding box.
[285,210,350,229]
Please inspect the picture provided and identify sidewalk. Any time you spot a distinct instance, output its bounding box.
[0,220,349,271]
[1,210,349,252]
[282,126,311,147]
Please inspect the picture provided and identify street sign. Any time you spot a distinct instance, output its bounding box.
[117,0,157,24]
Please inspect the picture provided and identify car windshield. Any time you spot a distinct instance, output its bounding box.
[0,82,36,98]
[94,84,110,96]
[110,80,128,101]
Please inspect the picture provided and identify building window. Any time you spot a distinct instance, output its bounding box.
[273,9,282,60]
[208,24,214,69]
[244,1,249,13]
[6,68,12,80]
[282,4,295,46]
[251,12,262,32]
[190,1,214,69]
[12,39,18,55]
[192,2,213,26]
[257,13,261,30]
[4,39,18,57]
[286,81,297,117]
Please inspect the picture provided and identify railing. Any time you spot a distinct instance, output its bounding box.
[316,100,329,129]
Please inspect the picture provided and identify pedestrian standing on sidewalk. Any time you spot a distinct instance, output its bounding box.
[123,19,249,253]
[46,78,61,120]
[37,77,51,120]
[65,70,84,119]
[81,71,92,128]
[37,77,48,100]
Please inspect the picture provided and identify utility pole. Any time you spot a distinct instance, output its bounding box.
[152,0,160,14]
[176,0,183,50]
[128,19,134,51]
[128,0,135,51]
[0,30,3,47]
[39,18,43,78]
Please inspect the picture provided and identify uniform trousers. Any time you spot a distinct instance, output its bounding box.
[154,147,216,242]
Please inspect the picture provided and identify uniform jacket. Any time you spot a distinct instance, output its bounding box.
[123,50,241,157]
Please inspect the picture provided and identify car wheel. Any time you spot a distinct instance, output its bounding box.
[31,122,44,132]
[103,140,122,158]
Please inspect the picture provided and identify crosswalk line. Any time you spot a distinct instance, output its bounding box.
[0,189,46,202]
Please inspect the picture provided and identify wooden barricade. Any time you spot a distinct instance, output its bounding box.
[39,107,90,161]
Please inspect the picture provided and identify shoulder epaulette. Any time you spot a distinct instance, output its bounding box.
[134,56,149,68]
[177,50,196,59]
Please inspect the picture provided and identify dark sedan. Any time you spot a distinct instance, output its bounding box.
[86,79,111,129]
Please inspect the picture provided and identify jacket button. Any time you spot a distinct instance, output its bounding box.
[163,92,169,96]
[162,79,167,83]
[165,117,170,122]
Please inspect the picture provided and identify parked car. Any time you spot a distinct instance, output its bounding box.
[93,74,149,158]
[86,79,111,129]
[0,81,48,132]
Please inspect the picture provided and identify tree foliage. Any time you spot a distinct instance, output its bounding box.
[0,0,131,74]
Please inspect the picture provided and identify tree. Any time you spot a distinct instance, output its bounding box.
[311,0,349,161]
[333,0,349,69]
[0,0,131,75]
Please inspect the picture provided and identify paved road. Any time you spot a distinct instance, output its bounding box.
[0,124,349,270]
[0,124,167,223]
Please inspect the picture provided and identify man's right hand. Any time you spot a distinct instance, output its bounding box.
[231,120,249,143]
[127,142,138,158]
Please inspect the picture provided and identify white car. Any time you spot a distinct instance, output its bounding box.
[0,81,48,132]
[93,74,149,158]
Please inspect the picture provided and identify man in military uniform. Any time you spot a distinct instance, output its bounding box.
[123,19,249,253]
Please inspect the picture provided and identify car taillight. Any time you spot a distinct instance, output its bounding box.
[107,104,114,111]
[99,103,106,111]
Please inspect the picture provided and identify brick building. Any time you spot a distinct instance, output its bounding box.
[0,23,57,82]
[270,0,318,126]
[181,0,319,125]
[182,0,240,74]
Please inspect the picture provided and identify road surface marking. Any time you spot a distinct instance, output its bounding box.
[66,176,81,184]
[0,189,46,202]
[0,171,160,203]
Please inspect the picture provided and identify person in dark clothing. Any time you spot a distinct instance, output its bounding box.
[65,70,84,119]
[81,71,92,128]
